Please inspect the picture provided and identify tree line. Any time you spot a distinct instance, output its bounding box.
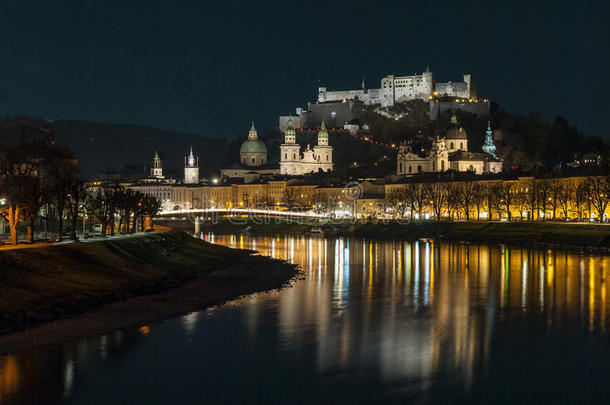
[384,176,610,222]
[0,118,161,245]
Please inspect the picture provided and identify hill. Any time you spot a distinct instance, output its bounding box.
[51,120,229,179]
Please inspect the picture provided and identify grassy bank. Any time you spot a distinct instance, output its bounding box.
[0,230,298,335]
[182,219,610,251]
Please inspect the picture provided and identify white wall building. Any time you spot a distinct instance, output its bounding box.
[318,69,476,107]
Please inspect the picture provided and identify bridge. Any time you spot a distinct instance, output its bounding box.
[159,207,330,219]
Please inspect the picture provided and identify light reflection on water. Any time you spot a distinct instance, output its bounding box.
[1,233,610,404]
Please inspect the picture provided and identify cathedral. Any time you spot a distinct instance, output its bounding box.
[397,115,502,176]
[280,118,333,175]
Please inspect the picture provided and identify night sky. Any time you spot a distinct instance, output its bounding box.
[1,0,609,139]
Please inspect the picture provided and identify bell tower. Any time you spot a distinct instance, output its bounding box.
[313,119,333,172]
[150,150,164,179]
[280,118,302,175]
[184,146,199,184]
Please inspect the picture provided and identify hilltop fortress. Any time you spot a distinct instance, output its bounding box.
[317,69,476,107]
[280,69,490,131]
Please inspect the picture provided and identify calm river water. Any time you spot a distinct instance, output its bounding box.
[2,233,610,404]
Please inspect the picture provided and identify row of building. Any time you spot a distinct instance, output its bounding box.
[126,174,609,222]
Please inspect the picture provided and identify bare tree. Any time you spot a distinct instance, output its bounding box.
[556,182,574,220]
[406,182,427,219]
[426,182,448,220]
[483,183,497,221]
[537,179,552,221]
[67,179,86,240]
[574,180,590,221]
[472,183,486,220]
[455,181,476,220]
[281,187,299,211]
[494,182,515,221]
[587,176,610,222]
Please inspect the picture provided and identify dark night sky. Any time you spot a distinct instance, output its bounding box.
[1,0,609,139]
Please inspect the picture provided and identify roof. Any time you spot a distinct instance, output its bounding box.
[449,150,500,162]
[240,138,267,154]
[445,126,468,139]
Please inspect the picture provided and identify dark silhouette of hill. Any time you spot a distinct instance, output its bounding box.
[51,120,229,179]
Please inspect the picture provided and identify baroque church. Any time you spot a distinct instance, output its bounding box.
[279,118,333,175]
[397,114,502,176]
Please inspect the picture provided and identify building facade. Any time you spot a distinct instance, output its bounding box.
[397,115,502,176]
[318,69,475,108]
[279,119,333,175]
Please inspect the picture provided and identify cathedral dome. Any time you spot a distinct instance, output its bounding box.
[240,121,268,167]
[240,138,267,154]
[445,126,467,140]
[445,113,467,139]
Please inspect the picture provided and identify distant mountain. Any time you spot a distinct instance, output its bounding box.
[51,120,229,179]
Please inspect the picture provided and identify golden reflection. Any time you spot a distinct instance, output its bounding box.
[589,257,595,332]
[204,233,610,388]
[0,355,19,397]
[139,325,151,335]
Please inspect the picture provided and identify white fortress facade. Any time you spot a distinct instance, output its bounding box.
[318,69,476,107]
[280,118,333,175]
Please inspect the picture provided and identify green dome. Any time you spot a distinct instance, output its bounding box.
[285,118,296,136]
[318,119,329,138]
[240,138,267,154]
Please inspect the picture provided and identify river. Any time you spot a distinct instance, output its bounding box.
[1,233,610,404]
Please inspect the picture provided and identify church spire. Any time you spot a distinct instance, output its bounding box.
[482,120,497,158]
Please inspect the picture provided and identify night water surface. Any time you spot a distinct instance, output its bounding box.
[2,234,610,404]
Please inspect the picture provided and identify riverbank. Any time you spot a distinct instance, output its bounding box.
[177,219,610,252]
[0,230,299,354]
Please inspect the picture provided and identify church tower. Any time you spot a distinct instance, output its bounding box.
[482,121,497,158]
[150,150,164,178]
[279,118,302,175]
[184,146,199,184]
[429,136,448,172]
[313,119,333,172]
